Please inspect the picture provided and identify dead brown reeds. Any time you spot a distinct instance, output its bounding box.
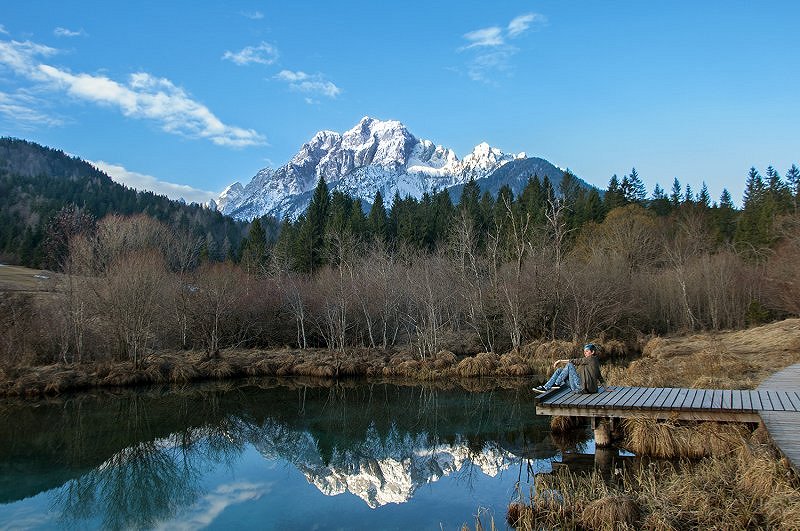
[456,352,499,377]
[622,418,750,459]
[578,494,640,531]
[510,428,800,531]
[550,415,582,434]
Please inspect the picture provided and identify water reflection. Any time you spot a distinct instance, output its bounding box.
[0,379,591,529]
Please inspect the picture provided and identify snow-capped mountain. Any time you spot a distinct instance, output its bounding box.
[251,420,524,508]
[220,116,554,221]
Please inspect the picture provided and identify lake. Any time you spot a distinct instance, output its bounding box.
[0,378,594,530]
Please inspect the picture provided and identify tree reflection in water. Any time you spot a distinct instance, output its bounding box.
[0,379,590,528]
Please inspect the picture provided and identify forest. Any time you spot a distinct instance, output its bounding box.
[2,143,799,370]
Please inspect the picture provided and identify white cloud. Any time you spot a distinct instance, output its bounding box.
[276,70,309,82]
[222,42,278,66]
[0,90,63,127]
[467,49,516,82]
[54,27,87,38]
[0,39,59,76]
[275,70,341,98]
[507,13,544,37]
[240,11,264,20]
[462,27,504,49]
[0,25,8,35]
[155,482,269,531]
[91,160,219,203]
[0,39,265,147]
[459,12,546,83]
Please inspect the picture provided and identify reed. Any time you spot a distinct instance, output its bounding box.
[509,430,800,530]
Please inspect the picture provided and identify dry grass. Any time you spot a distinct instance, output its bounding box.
[550,415,582,434]
[4,318,799,397]
[578,495,640,531]
[622,418,751,459]
[512,431,800,530]
[607,319,800,389]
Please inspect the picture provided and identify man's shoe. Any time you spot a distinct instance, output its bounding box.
[532,385,548,394]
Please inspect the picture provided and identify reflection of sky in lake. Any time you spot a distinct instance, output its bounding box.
[0,381,590,529]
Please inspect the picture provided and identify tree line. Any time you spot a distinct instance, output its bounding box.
[3,162,800,369]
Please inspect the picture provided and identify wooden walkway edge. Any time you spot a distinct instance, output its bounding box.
[535,362,800,470]
[757,363,800,471]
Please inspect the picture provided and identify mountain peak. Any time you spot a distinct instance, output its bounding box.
[219,117,573,221]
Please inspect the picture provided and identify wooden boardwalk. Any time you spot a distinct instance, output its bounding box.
[757,363,800,471]
[536,362,800,470]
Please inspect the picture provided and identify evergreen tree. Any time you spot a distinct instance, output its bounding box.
[583,189,605,223]
[714,188,737,243]
[684,184,694,204]
[698,182,711,208]
[670,178,682,206]
[604,174,625,211]
[368,190,388,242]
[240,217,267,273]
[625,167,647,203]
[650,183,671,215]
[786,164,800,213]
[742,167,765,208]
[294,176,330,272]
[736,167,770,247]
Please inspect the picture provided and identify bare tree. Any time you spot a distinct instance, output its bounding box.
[187,262,248,358]
[94,251,168,367]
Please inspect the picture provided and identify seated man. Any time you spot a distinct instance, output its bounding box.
[533,343,606,394]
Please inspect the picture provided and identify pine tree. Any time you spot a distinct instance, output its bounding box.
[240,217,267,273]
[625,167,647,203]
[736,167,769,247]
[368,190,388,242]
[684,184,694,204]
[786,164,800,213]
[715,189,737,243]
[742,167,765,208]
[604,174,625,211]
[650,183,671,216]
[698,182,711,208]
[294,176,330,272]
[670,178,682,206]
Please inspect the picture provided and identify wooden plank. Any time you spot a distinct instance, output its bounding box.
[644,388,670,409]
[769,391,786,412]
[680,389,698,410]
[631,387,658,409]
[750,391,763,411]
[701,390,714,409]
[722,390,732,410]
[712,390,724,409]
[548,389,575,406]
[785,391,800,411]
[584,390,612,407]
[691,389,707,409]
[662,387,682,409]
[606,386,638,408]
[620,387,648,408]
[534,403,761,423]
[742,391,753,411]
[759,391,777,411]
[671,388,690,410]
[732,390,742,411]
[659,389,682,410]
[592,386,625,407]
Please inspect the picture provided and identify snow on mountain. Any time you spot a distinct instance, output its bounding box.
[251,421,517,508]
[220,116,528,221]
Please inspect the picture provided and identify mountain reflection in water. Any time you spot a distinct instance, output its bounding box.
[0,379,591,529]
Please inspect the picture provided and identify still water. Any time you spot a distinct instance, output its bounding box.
[0,379,592,530]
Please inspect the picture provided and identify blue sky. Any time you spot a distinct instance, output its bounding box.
[1,1,798,206]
